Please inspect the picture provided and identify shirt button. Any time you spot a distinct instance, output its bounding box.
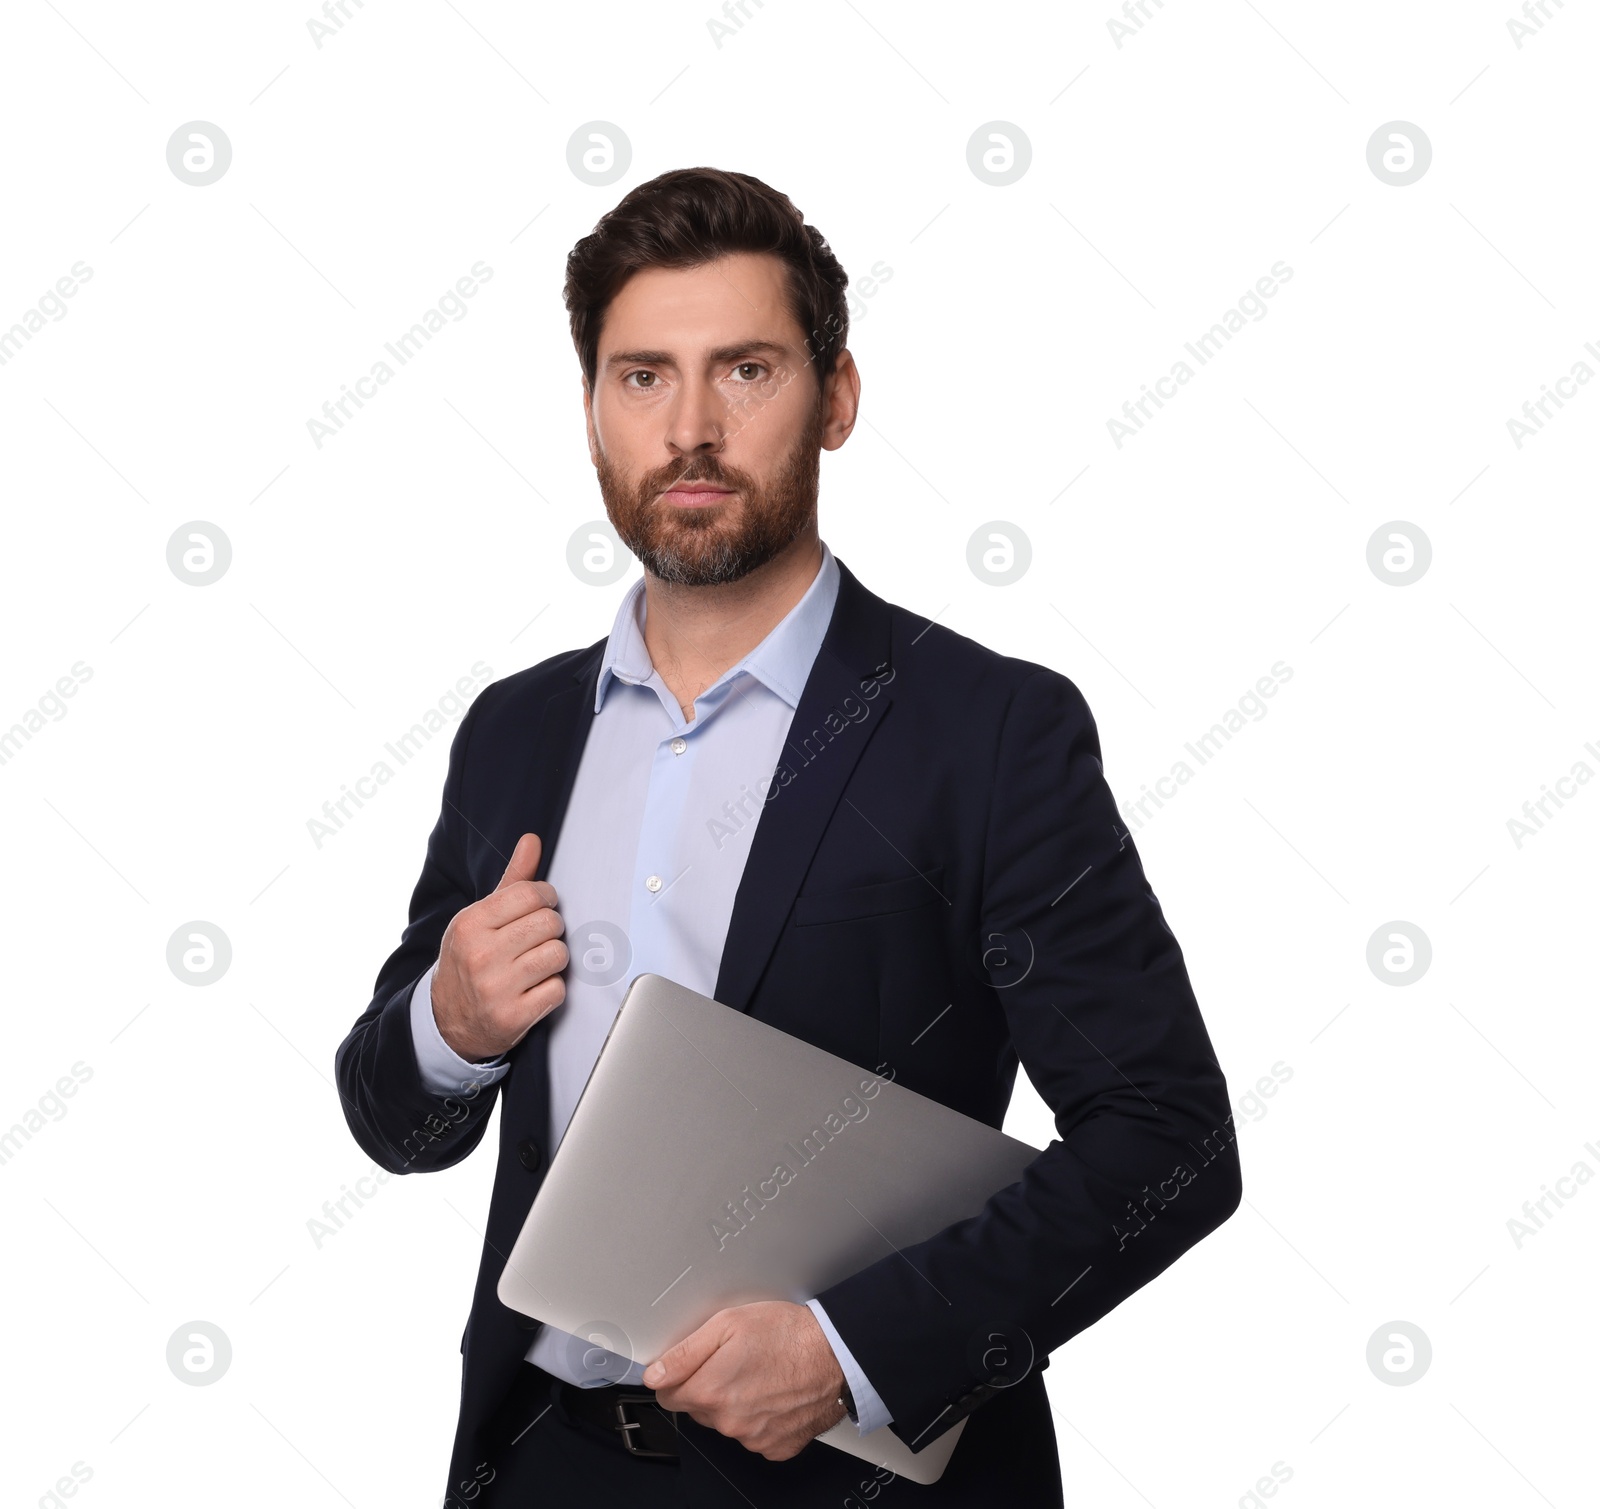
[671,737,687,755]
[645,874,663,893]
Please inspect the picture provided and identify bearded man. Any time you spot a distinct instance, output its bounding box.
[335,165,1240,1509]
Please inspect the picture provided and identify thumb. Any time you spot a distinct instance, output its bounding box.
[495,832,542,891]
[642,1320,722,1388]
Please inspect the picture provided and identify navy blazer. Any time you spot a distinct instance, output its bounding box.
[334,556,1241,1507]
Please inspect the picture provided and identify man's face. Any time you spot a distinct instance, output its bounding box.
[584,252,851,587]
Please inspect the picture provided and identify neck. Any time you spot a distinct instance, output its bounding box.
[641,527,823,720]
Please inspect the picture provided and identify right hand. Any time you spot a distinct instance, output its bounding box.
[431,832,569,1062]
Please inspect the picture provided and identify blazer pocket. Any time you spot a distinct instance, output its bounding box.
[793,866,946,927]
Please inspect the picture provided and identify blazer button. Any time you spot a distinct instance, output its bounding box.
[517,1137,543,1173]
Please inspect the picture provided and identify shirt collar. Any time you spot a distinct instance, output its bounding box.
[595,539,840,715]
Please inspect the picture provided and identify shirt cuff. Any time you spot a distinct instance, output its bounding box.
[409,961,511,1099]
[806,1297,893,1435]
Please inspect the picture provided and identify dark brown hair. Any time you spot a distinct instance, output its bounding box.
[564,166,851,396]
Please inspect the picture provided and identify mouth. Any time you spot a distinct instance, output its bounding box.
[661,484,736,508]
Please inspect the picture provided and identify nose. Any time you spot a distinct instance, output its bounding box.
[664,375,727,468]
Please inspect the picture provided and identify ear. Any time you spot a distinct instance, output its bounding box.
[821,349,860,452]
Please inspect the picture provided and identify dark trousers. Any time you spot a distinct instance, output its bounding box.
[471,1362,687,1508]
[466,1358,1063,1507]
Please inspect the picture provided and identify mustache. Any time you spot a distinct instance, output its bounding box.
[647,459,740,494]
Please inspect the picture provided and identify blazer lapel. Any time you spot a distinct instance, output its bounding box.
[517,641,606,886]
[713,559,896,1014]
[494,639,605,1100]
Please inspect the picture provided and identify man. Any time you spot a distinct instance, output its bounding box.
[335,166,1241,1507]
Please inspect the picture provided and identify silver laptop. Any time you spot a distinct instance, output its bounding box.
[497,973,1040,1485]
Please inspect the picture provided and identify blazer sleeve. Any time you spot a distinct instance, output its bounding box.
[333,685,505,1176]
[811,667,1242,1452]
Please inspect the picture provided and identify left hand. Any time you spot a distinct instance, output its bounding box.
[641,1300,848,1460]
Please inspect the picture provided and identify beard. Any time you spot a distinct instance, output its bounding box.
[596,392,826,588]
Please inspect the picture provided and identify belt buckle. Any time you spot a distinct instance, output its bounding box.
[611,1390,678,1459]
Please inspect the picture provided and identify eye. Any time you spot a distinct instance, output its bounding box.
[623,370,658,389]
[731,362,766,382]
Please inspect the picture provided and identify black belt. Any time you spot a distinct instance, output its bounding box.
[554,1375,682,1461]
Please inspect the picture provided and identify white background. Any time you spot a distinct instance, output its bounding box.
[2,2,1596,1505]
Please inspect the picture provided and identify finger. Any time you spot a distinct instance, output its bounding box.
[494,832,542,892]
[503,936,570,996]
[499,976,568,1048]
[478,877,559,929]
[643,1317,725,1388]
[500,899,565,956]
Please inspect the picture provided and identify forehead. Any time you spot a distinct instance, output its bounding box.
[598,252,803,356]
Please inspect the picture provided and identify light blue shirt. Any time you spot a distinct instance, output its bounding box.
[409,538,891,1434]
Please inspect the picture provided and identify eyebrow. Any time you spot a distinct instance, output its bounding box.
[602,339,794,373]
